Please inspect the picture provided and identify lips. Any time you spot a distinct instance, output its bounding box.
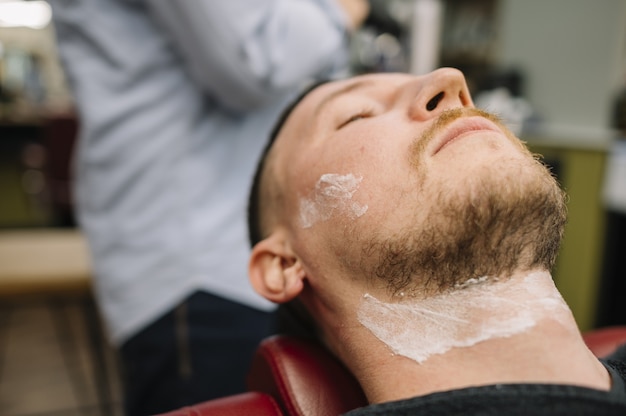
[432,117,503,155]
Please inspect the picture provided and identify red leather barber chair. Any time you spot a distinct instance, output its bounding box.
[582,326,626,359]
[158,335,365,416]
[159,327,626,416]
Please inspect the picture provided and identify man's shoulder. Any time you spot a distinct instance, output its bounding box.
[606,342,626,364]
[343,383,626,416]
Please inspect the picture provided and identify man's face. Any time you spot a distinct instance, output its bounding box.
[268,69,563,294]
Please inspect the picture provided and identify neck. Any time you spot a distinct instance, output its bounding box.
[334,270,611,404]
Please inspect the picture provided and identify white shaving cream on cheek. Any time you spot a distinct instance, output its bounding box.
[357,271,571,363]
[299,173,369,228]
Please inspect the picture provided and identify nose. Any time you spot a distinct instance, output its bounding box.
[407,68,473,120]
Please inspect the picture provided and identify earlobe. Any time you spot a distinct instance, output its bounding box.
[249,234,305,304]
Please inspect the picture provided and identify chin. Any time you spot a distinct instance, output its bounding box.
[387,158,564,293]
[435,149,539,198]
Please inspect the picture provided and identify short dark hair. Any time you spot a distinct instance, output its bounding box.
[247,80,329,247]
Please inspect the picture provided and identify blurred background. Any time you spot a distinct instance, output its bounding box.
[0,0,625,415]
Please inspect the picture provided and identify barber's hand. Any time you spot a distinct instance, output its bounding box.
[336,0,370,31]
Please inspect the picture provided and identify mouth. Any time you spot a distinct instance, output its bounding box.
[432,117,504,156]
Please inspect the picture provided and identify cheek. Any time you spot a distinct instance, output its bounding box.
[297,172,370,229]
[292,122,419,231]
[290,147,374,231]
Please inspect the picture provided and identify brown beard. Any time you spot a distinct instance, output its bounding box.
[362,164,567,296]
[350,111,567,296]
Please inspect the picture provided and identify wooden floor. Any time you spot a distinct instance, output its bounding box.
[0,300,123,416]
[0,127,123,415]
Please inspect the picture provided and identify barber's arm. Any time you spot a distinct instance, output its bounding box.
[145,0,369,111]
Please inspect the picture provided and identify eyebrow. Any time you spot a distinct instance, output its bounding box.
[313,79,376,118]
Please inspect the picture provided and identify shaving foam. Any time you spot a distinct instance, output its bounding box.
[357,271,571,363]
[299,173,368,228]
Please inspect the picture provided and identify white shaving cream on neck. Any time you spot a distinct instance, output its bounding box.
[299,173,368,228]
[357,271,571,363]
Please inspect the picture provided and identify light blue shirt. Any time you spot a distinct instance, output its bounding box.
[50,0,350,345]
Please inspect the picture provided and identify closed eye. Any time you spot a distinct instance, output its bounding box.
[337,111,373,129]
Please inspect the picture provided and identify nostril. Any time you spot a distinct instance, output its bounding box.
[459,91,467,105]
[426,92,444,111]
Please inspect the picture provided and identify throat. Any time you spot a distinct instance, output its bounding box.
[357,271,572,364]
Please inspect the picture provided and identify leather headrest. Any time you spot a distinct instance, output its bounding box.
[247,335,368,416]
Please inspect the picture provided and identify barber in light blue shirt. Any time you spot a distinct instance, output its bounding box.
[49,1,369,414]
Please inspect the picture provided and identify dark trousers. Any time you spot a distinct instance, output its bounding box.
[120,291,276,416]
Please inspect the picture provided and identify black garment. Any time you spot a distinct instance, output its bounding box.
[596,210,626,327]
[344,345,626,416]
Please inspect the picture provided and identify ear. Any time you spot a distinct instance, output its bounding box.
[249,231,306,304]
